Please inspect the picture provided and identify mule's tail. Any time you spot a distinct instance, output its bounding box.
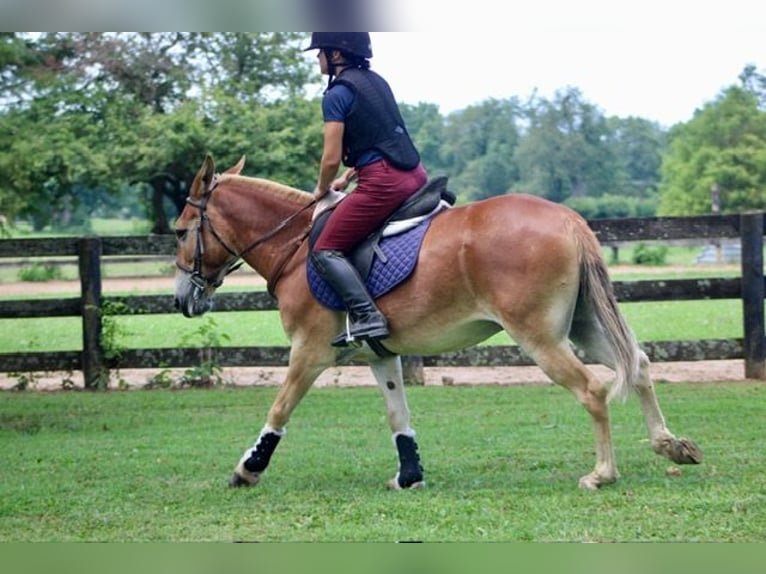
[575,218,641,403]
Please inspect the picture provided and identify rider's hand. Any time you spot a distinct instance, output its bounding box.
[330,176,349,192]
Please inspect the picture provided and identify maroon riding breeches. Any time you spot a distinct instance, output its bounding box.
[312,159,428,254]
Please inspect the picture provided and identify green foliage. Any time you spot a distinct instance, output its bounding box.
[400,102,448,176]
[99,300,134,362]
[17,263,63,282]
[177,317,231,387]
[6,371,38,391]
[1,32,762,233]
[659,85,766,215]
[564,193,659,219]
[178,316,231,349]
[0,32,319,233]
[631,243,669,265]
[514,88,620,202]
[606,115,667,197]
[439,99,522,202]
[145,367,176,389]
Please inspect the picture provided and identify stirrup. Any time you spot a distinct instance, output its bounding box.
[331,314,389,347]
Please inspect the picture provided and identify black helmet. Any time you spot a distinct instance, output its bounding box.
[304,33,372,59]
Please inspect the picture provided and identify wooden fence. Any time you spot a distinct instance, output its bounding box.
[0,212,764,388]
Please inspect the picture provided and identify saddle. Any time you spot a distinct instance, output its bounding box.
[308,176,455,281]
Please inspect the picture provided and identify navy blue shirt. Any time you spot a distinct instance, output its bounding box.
[322,83,383,168]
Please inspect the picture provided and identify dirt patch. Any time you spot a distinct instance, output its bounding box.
[0,360,750,392]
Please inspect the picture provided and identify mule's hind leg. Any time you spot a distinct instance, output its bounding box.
[369,356,425,490]
[528,343,619,490]
[571,321,702,466]
[633,351,702,464]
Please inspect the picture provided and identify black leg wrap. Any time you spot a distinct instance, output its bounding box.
[395,434,424,488]
[244,432,282,473]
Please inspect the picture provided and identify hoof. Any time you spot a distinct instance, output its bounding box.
[387,477,425,490]
[578,475,600,491]
[669,437,702,465]
[229,473,251,488]
[578,471,617,490]
[228,468,261,488]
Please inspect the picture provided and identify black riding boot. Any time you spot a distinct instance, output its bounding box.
[312,250,390,346]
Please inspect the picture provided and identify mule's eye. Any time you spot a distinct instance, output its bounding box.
[175,228,188,241]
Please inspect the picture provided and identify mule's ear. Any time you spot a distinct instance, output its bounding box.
[224,155,246,175]
[190,154,216,199]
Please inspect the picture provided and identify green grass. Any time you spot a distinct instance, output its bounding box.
[0,382,763,541]
[0,299,747,353]
[4,217,152,237]
[0,258,175,283]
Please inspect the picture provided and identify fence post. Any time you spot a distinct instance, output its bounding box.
[401,355,425,385]
[740,212,765,380]
[79,237,106,389]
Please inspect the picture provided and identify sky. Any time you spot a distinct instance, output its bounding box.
[360,4,766,128]
[2,1,764,128]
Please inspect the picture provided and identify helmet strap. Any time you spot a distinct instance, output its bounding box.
[323,49,348,91]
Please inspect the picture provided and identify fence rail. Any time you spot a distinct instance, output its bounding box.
[0,212,764,387]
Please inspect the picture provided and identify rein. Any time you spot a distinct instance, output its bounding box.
[177,175,316,298]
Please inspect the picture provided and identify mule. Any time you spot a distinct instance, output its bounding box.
[173,154,702,491]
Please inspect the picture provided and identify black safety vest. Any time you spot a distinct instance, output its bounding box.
[330,68,421,170]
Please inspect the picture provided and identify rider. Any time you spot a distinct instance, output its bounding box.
[305,32,428,347]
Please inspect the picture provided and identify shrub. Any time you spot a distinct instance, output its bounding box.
[17,263,63,282]
[632,242,668,265]
[565,194,660,219]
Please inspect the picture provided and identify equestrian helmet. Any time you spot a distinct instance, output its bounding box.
[304,33,373,59]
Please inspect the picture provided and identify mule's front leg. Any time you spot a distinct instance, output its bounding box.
[370,357,425,490]
[229,351,326,488]
[230,425,285,487]
[389,431,425,490]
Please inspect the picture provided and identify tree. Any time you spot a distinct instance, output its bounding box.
[658,81,766,215]
[195,33,314,104]
[439,98,522,202]
[513,87,620,203]
[739,63,766,109]
[0,33,320,232]
[399,102,447,177]
[606,116,666,197]
[0,53,118,230]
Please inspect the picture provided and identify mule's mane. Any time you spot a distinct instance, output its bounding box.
[221,173,313,206]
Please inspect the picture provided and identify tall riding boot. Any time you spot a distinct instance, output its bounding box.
[312,250,390,346]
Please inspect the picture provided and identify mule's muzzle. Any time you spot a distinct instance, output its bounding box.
[174,291,214,318]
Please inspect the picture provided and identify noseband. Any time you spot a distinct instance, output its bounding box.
[176,175,316,300]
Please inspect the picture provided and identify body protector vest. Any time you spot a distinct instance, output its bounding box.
[331,68,421,171]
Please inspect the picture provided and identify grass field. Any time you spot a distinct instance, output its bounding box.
[1,226,764,547]
[0,298,748,354]
[1,382,764,542]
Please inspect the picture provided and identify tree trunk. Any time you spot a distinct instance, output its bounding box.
[150,177,170,234]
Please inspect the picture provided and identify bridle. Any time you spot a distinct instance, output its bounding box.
[176,175,316,301]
